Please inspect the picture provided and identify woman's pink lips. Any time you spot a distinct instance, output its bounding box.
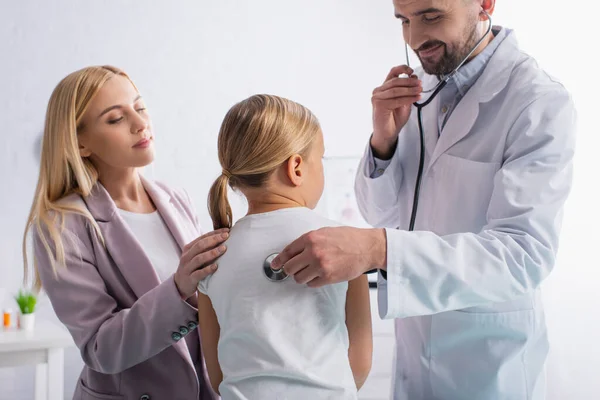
[133,137,152,148]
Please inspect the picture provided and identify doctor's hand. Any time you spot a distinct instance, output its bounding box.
[270,227,387,288]
[371,65,422,159]
[174,228,229,299]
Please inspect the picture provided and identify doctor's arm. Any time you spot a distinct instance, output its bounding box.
[355,65,422,229]
[379,90,576,318]
[272,90,576,315]
[355,142,406,229]
[197,293,223,394]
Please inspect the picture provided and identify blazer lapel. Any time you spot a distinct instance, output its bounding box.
[83,183,160,300]
[141,176,196,250]
[137,177,199,373]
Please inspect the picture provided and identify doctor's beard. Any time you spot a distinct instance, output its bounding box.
[418,13,484,78]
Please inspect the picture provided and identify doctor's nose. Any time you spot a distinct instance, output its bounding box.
[403,26,428,54]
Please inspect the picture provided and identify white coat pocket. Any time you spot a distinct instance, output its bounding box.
[431,154,500,234]
[429,309,534,400]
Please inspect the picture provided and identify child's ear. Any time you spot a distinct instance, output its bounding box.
[286,154,304,187]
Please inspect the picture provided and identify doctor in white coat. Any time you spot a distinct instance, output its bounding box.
[271,0,577,399]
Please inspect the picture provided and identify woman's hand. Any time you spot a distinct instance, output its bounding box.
[174,228,229,299]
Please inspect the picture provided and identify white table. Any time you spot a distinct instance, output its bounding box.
[0,322,74,400]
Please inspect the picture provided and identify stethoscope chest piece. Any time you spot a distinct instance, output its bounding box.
[263,253,289,282]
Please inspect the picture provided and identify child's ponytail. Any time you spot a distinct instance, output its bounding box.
[209,94,322,229]
[208,172,233,230]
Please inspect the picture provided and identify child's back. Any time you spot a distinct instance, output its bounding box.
[199,207,357,399]
[198,94,371,399]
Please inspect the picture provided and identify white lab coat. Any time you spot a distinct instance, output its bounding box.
[355,30,576,400]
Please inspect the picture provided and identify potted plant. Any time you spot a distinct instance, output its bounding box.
[14,290,37,331]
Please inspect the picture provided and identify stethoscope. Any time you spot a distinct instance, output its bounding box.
[377,11,492,280]
[262,12,493,283]
[263,253,288,282]
[405,10,493,231]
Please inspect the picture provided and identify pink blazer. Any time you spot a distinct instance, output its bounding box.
[34,177,219,400]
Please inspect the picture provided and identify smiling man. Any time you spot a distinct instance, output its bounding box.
[271,0,577,399]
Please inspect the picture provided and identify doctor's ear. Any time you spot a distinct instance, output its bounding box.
[285,154,304,187]
[479,0,495,18]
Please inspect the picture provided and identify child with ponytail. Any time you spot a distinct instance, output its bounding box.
[197,94,372,399]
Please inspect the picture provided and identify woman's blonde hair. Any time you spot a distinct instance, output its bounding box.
[23,65,134,292]
[208,94,321,230]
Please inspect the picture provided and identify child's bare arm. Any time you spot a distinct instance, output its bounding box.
[197,293,223,394]
[345,274,373,389]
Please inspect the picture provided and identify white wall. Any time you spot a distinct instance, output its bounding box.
[0,1,597,399]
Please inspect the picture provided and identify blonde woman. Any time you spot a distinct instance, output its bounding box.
[197,94,373,399]
[23,65,224,400]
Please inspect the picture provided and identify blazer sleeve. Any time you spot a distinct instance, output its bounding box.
[35,213,199,374]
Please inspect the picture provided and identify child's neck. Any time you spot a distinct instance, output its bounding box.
[245,193,306,216]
